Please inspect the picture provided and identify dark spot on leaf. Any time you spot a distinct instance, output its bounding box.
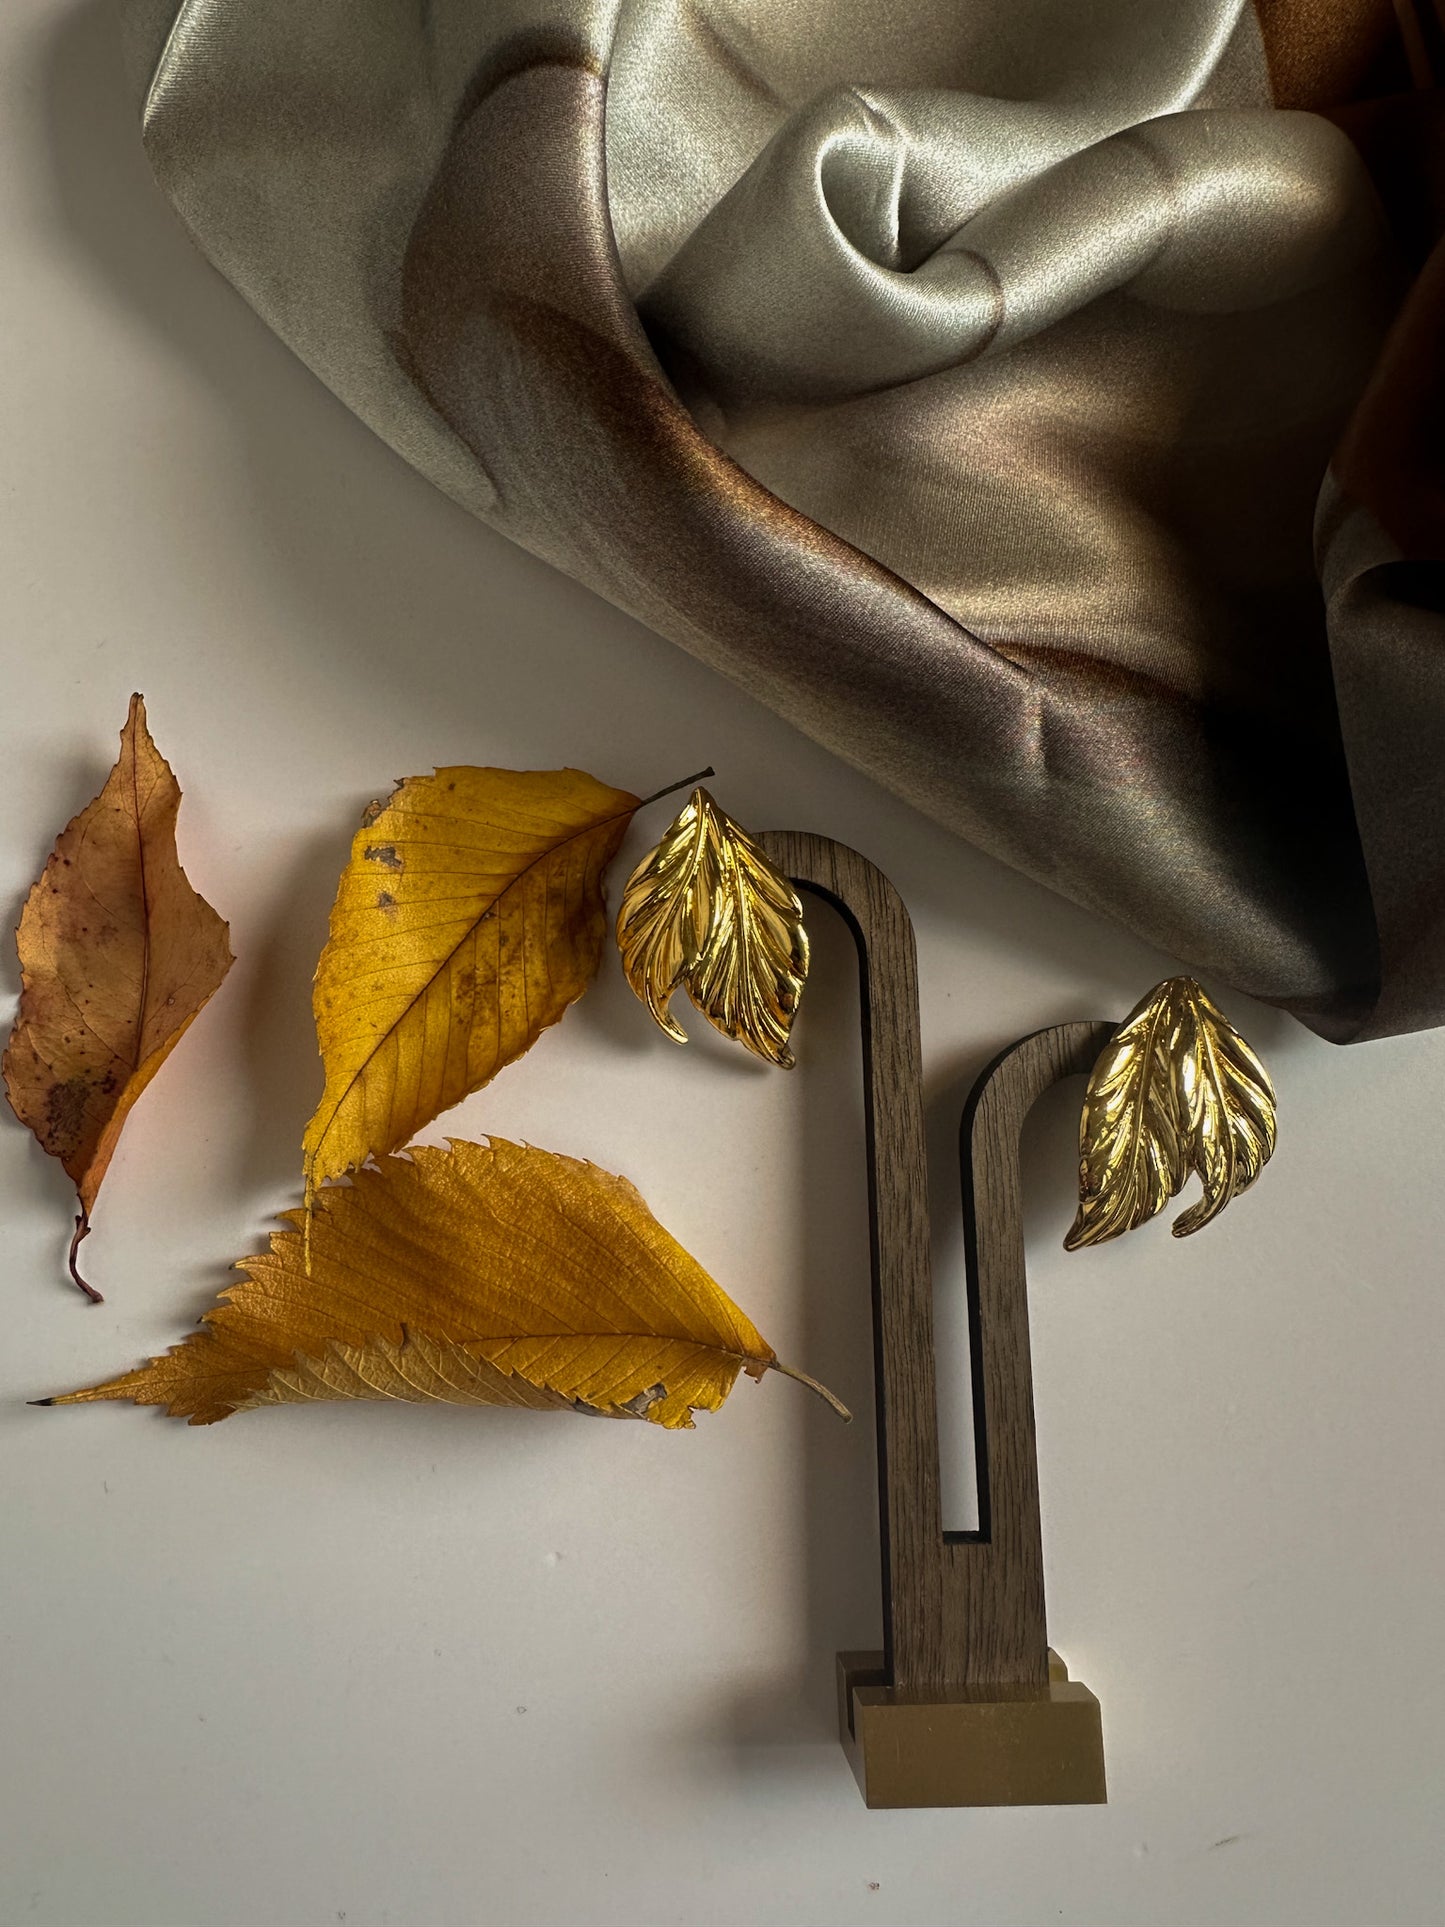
[364,844,403,871]
[377,891,396,912]
[44,1076,90,1149]
[360,799,385,828]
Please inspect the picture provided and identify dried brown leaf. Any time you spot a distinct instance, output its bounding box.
[3,696,233,1297]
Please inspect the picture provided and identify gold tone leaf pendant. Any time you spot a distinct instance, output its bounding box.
[616,788,809,1067]
[1066,977,1277,1248]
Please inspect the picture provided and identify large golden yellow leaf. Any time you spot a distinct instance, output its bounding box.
[45,1138,846,1427]
[1065,977,1277,1248]
[302,768,640,1196]
[616,787,809,1067]
[3,695,233,1299]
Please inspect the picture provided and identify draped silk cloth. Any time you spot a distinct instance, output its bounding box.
[123,1,1445,1039]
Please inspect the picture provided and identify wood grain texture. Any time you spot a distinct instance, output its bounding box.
[760,831,1114,1695]
[759,832,938,1689]
[950,1021,1115,1688]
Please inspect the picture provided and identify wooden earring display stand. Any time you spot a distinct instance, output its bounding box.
[759,832,1112,1810]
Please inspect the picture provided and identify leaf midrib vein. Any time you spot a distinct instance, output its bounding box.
[1119,992,1173,1192]
[1189,1006,1236,1199]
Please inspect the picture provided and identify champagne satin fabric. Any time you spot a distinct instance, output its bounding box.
[123,0,1445,1038]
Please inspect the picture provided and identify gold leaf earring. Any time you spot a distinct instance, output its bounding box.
[615,788,809,1067]
[1066,977,1277,1248]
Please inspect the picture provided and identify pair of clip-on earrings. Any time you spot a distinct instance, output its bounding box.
[614,787,1277,1247]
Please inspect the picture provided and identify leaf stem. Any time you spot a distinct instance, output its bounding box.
[770,1358,851,1421]
[67,1206,103,1304]
[637,767,716,811]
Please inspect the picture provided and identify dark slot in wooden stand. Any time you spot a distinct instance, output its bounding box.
[759,831,1111,1810]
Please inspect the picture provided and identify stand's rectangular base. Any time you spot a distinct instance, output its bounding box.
[837,1649,1107,1808]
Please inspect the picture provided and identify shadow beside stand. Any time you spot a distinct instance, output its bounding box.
[760,830,1113,1810]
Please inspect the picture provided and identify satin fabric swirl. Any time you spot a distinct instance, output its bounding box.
[122,0,1445,1040]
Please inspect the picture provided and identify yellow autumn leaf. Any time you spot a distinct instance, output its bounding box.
[1065,977,1277,1248]
[45,1138,847,1427]
[616,787,809,1067]
[3,695,233,1299]
[302,768,640,1198]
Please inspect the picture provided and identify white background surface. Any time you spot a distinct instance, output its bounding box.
[4,7,1445,1924]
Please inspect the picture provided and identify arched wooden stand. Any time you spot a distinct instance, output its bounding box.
[760,832,1112,1810]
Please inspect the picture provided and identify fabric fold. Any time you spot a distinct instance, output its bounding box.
[118,0,1445,1039]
